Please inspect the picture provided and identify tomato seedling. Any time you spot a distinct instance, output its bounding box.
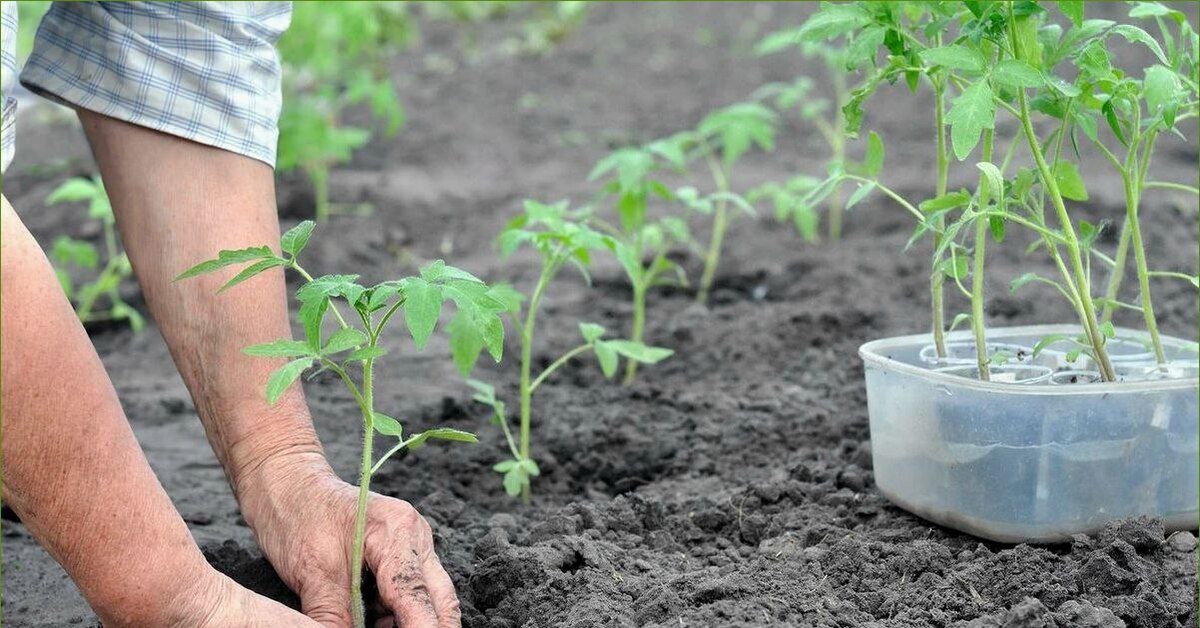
[690,102,779,304]
[45,176,144,331]
[589,139,694,383]
[276,2,408,223]
[470,200,672,500]
[755,35,853,240]
[178,221,504,628]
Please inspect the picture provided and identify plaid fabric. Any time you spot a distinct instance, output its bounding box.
[1,1,290,174]
[1,1,17,173]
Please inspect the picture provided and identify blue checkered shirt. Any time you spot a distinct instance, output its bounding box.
[1,1,291,173]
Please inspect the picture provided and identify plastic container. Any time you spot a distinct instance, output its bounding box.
[859,325,1199,543]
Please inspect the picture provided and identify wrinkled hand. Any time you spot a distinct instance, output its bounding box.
[238,454,461,628]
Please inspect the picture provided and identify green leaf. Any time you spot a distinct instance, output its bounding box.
[218,257,288,293]
[989,215,1006,243]
[408,427,478,449]
[863,131,885,177]
[175,246,276,281]
[698,102,778,166]
[1109,25,1170,66]
[1078,220,1100,250]
[281,221,315,257]
[502,467,525,496]
[845,182,876,210]
[243,339,314,358]
[295,274,363,303]
[606,340,674,364]
[940,254,969,280]
[46,177,100,204]
[945,81,996,161]
[1052,161,1088,201]
[593,341,619,378]
[919,45,986,72]
[919,191,972,213]
[579,322,606,344]
[299,296,329,351]
[1099,321,1116,339]
[323,327,368,355]
[346,346,387,362]
[266,358,312,405]
[1033,333,1073,356]
[975,162,1005,203]
[493,459,518,473]
[373,412,403,437]
[448,310,485,376]
[520,458,541,476]
[1143,64,1182,126]
[420,259,483,284]
[797,3,872,42]
[403,278,443,350]
[991,59,1043,89]
[1010,271,1056,293]
[1059,0,1084,26]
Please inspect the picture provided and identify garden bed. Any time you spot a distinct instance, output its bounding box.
[2,3,1197,627]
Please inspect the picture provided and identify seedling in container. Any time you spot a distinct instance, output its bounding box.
[178,220,504,628]
[46,176,144,331]
[470,200,672,500]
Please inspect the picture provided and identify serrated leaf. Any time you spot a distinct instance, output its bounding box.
[1099,321,1116,338]
[920,191,972,213]
[919,45,986,72]
[373,412,403,437]
[845,182,876,211]
[946,81,996,161]
[299,296,329,352]
[1059,0,1084,26]
[992,59,1043,89]
[219,257,288,293]
[266,358,312,405]
[403,278,442,350]
[323,327,368,355]
[281,221,315,257]
[243,339,314,358]
[176,246,276,281]
[1109,25,1170,66]
[1052,161,1088,201]
[797,3,872,42]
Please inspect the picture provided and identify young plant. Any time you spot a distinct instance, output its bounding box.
[754,36,853,239]
[177,220,504,628]
[588,138,694,383]
[1072,1,1200,370]
[690,102,779,304]
[470,200,672,500]
[46,176,144,331]
[276,2,409,222]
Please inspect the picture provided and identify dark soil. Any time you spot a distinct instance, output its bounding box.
[2,3,1197,627]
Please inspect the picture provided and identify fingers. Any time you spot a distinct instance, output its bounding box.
[365,502,461,628]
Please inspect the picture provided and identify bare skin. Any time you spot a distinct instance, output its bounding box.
[1,111,460,627]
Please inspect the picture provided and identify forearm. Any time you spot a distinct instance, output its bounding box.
[75,112,332,507]
[0,197,215,625]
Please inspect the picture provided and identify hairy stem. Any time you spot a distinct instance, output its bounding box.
[971,129,995,381]
[1015,93,1114,380]
[350,354,376,628]
[623,281,647,384]
[1101,219,1132,325]
[531,343,591,393]
[518,260,556,503]
[697,155,731,305]
[931,79,949,358]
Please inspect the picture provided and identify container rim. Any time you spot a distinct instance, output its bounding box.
[858,324,1199,395]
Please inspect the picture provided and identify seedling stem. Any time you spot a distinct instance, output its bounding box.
[697,153,731,304]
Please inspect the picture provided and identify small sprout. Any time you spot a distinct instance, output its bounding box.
[46,176,144,332]
[471,200,672,500]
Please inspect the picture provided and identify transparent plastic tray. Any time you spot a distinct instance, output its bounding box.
[859,325,1199,543]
